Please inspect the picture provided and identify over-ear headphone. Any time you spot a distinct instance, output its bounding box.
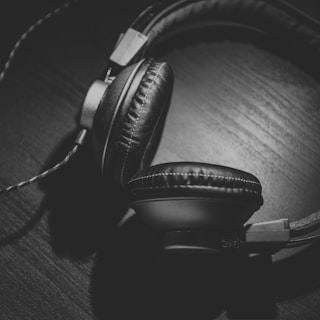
[2,0,320,254]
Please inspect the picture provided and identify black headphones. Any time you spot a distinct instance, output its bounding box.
[2,0,320,254]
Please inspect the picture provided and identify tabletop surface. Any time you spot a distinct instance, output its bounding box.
[0,0,320,319]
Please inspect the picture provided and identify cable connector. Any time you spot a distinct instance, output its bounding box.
[74,128,88,146]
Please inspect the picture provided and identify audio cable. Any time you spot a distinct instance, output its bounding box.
[0,0,83,195]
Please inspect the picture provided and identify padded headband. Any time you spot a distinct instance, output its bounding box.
[140,0,320,54]
[106,0,320,68]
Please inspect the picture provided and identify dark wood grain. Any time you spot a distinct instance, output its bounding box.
[1,0,320,319]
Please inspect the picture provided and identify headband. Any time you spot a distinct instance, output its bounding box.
[109,0,320,68]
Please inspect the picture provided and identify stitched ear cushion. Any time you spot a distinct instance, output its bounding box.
[91,58,174,187]
[92,59,148,178]
[128,162,263,207]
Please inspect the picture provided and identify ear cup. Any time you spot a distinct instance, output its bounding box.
[127,162,263,230]
[91,58,174,187]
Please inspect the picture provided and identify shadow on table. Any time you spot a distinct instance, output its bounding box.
[90,215,227,320]
[90,214,277,320]
[42,129,129,258]
[39,130,320,320]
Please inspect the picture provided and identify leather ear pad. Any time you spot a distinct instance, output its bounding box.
[128,162,263,207]
[91,58,174,186]
[128,162,263,230]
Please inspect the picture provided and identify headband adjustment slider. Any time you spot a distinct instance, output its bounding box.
[245,219,290,244]
[109,28,148,67]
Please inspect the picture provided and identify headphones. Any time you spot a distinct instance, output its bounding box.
[2,0,320,254]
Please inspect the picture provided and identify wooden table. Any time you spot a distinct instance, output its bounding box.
[0,0,320,319]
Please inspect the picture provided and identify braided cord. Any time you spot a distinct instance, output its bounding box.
[0,0,79,84]
[0,0,85,196]
[0,128,87,195]
[0,144,78,195]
